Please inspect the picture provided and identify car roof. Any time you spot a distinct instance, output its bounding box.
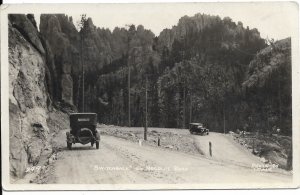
[190,123,203,125]
[70,113,97,115]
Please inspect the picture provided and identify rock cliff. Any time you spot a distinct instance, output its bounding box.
[9,14,69,179]
[40,14,80,105]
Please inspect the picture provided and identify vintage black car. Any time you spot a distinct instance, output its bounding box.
[66,113,100,150]
[189,123,209,135]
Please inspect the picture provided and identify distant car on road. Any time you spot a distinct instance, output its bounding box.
[66,113,100,150]
[189,123,209,135]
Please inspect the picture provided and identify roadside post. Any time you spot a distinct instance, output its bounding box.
[209,142,212,157]
[158,136,161,146]
[252,138,255,154]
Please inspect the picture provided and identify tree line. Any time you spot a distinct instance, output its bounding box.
[76,14,291,135]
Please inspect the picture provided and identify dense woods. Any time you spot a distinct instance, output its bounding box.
[39,13,292,135]
[76,14,291,135]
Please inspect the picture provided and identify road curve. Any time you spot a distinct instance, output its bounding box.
[50,130,291,186]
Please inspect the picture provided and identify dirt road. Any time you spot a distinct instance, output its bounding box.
[48,129,291,186]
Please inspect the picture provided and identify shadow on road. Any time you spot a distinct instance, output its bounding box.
[64,145,98,151]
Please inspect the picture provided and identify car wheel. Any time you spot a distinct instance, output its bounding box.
[96,141,99,149]
[67,142,72,150]
[95,130,100,140]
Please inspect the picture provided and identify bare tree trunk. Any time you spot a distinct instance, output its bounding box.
[278,75,282,131]
[81,33,85,112]
[189,93,192,124]
[183,86,186,128]
[128,57,131,127]
[77,75,81,109]
[82,71,85,112]
[144,76,148,141]
[223,102,226,134]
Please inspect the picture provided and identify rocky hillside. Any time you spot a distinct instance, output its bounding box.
[9,14,69,179]
[243,38,292,134]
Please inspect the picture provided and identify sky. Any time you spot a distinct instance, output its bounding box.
[31,2,298,41]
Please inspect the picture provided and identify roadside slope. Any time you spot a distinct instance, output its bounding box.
[193,132,262,167]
